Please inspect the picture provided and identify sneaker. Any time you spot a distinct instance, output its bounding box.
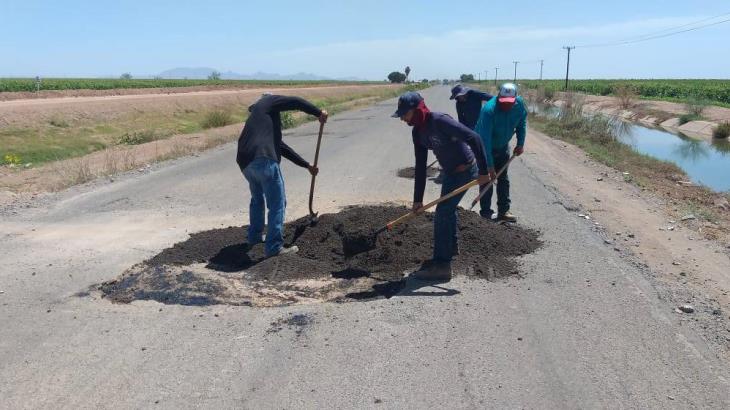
[410,261,452,282]
[497,211,517,223]
[268,245,299,257]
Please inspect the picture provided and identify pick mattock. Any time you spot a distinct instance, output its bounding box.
[308,121,325,225]
[469,155,516,210]
[341,178,482,256]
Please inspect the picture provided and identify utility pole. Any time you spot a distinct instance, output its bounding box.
[563,46,575,90]
[478,72,481,82]
[539,60,544,81]
[494,67,499,86]
[512,61,519,83]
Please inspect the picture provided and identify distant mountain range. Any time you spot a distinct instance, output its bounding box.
[156,67,365,81]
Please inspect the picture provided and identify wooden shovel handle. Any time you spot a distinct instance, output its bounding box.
[308,122,325,216]
[469,155,516,210]
[385,179,481,230]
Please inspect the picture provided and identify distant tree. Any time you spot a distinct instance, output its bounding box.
[120,73,132,80]
[421,78,428,83]
[388,71,407,83]
[208,71,221,81]
[460,74,475,82]
[404,66,411,81]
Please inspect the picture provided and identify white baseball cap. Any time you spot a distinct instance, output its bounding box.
[498,83,518,103]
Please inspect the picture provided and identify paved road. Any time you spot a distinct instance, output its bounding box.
[1,86,729,409]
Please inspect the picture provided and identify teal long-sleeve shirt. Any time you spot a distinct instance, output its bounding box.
[474,96,527,166]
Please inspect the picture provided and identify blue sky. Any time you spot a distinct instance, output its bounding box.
[2,0,729,79]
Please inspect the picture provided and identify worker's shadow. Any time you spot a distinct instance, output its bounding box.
[206,243,261,272]
[345,276,460,300]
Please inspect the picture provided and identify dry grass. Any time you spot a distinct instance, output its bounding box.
[615,84,637,109]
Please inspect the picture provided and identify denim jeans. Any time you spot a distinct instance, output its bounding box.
[480,147,511,218]
[433,164,478,263]
[241,158,286,256]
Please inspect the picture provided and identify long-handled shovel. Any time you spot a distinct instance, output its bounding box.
[468,155,516,210]
[307,122,325,225]
[341,178,482,256]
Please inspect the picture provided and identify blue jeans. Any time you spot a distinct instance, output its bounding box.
[480,148,511,217]
[433,164,478,263]
[242,158,286,256]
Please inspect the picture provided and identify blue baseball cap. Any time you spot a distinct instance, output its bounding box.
[450,84,468,100]
[392,91,424,118]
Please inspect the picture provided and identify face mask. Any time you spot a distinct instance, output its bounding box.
[498,101,515,112]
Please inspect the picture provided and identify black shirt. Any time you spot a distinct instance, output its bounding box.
[456,90,493,129]
[236,95,322,169]
[412,112,489,203]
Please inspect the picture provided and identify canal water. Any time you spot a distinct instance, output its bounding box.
[529,104,730,192]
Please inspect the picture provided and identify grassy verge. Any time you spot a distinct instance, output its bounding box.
[1,84,423,168]
[529,107,729,239]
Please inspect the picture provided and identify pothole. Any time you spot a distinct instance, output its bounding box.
[396,167,440,179]
[96,205,542,307]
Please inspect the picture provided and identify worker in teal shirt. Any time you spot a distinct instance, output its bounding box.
[474,83,527,222]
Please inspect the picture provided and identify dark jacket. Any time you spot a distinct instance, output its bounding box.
[236,95,322,170]
[456,90,493,129]
[412,112,490,203]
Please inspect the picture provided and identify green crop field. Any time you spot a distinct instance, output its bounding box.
[518,79,730,106]
[0,78,378,93]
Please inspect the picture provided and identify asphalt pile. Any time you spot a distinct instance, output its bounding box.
[99,205,542,305]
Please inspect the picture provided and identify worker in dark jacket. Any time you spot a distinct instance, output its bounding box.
[450,84,493,129]
[393,92,495,281]
[236,94,328,257]
[427,85,493,185]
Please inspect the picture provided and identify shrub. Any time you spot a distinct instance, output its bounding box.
[200,109,234,129]
[49,117,69,127]
[3,153,22,166]
[280,112,295,129]
[543,87,556,100]
[678,113,701,125]
[713,122,730,139]
[685,97,707,116]
[614,84,637,109]
[118,130,157,145]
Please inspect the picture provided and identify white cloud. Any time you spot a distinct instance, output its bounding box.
[236,16,720,79]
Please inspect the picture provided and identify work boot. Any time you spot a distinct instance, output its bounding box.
[410,261,452,282]
[480,211,494,221]
[268,245,299,257]
[497,211,517,223]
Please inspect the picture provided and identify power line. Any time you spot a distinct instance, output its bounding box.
[610,11,730,43]
[577,14,730,48]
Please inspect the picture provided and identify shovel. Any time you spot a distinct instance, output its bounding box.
[468,155,516,210]
[341,178,482,256]
[307,121,325,225]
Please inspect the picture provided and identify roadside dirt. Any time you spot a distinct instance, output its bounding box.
[525,129,730,337]
[97,205,542,307]
[0,83,379,102]
[0,84,397,128]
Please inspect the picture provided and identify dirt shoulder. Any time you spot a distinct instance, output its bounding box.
[0,82,379,102]
[525,128,730,321]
